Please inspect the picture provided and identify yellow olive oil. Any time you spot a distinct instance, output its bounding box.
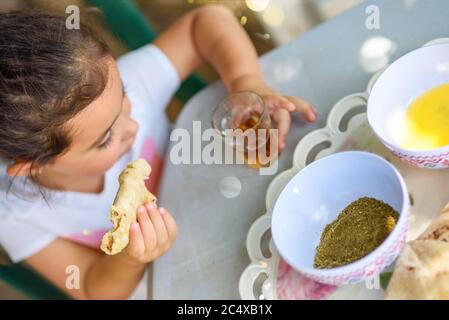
[401,83,449,150]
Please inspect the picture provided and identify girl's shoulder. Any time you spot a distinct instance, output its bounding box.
[117,44,180,116]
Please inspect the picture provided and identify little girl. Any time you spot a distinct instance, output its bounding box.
[0,6,317,299]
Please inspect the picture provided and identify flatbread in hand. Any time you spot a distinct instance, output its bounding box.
[101,159,156,255]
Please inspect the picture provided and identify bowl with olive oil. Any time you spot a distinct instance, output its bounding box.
[368,43,449,169]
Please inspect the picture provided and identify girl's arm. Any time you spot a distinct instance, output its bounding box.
[154,4,318,149]
[26,237,140,300]
[153,4,261,92]
[25,204,177,300]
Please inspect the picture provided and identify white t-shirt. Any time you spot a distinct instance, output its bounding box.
[0,44,180,293]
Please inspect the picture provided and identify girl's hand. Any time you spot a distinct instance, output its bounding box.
[232,77,319,152]
[264,92,318,151]
[120,203,178,265]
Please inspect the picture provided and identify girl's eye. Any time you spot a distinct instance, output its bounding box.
[97,130,114,149]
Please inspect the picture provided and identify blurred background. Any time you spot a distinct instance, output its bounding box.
[0,0,363,299]
[0,0,364,121]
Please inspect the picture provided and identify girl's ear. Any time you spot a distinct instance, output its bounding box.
[6,161,38,177]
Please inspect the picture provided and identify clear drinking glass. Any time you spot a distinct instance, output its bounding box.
[212,91,276,168]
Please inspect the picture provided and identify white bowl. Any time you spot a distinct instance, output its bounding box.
[367,43,449,169]
[271,151,409,286]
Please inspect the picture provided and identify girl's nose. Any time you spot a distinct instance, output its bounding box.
[122,118,138,143]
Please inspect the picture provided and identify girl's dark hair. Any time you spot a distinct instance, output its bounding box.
[0,11,112,175]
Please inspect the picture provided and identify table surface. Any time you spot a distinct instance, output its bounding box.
[152,0,449,299]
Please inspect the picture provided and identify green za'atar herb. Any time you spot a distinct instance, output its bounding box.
[314,197,399,269]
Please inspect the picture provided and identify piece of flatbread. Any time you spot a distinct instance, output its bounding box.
[385,210,449,299]
[100,159,156,255]
[384,240,449,299]
[418,212,449,242]
[442,202,449,215]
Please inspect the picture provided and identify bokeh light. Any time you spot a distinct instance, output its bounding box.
[360,36,396,73]
[245,0,270,12]
[219,176,242,198]
[262,3,285,27]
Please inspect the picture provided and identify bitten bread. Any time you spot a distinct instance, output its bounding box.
[101,159,156,255]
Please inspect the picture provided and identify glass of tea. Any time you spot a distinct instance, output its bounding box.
[212,91,277,168]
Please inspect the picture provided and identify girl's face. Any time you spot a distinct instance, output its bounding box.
[47,58,138,178]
